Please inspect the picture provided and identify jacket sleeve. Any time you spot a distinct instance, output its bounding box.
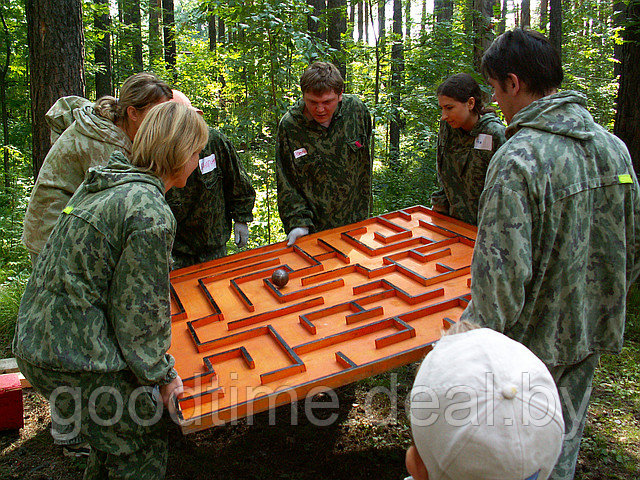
[217,134,256,224]
[275,121,315,233]
[108,223,177,385]
[460,181,532,334]
[431,122,451,214]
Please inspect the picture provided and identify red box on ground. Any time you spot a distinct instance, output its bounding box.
[0,373,24,430]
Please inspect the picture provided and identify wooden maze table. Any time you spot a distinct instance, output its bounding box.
[169,205,476,433]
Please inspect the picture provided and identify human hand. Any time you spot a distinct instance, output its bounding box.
[234,222,249,248]
[160,375,183,411]
[286,227,309,246]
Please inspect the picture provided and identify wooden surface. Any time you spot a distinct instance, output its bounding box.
[169,205,476,433]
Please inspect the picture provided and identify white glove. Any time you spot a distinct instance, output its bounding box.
[286,227,309,246]
[234,222,249,248]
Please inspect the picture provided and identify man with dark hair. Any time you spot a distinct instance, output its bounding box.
[460,28,640,480]
[276,61,372,246]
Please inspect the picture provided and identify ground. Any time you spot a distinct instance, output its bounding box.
[1,345,639,480]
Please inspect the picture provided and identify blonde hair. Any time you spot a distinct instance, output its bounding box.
[93,72,172,124]
[131,102,209,178]
[443,320,482,336]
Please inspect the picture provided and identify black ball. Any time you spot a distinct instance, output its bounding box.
[271,269,289,289]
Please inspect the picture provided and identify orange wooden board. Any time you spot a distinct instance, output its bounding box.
[169,205,476,433]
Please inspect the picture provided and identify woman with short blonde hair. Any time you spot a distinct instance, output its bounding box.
[14,102,208,479]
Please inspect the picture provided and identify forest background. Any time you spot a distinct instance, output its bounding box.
[0,0,639,477]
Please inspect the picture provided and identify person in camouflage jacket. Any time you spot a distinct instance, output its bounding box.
[276,62,372,246]
[166,126,256,269]
[21,73,172,263]
[431,73,506,225]
[460,29,640,480]
[13,102,209,479]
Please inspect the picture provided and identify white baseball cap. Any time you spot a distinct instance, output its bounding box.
[409,328,564,480]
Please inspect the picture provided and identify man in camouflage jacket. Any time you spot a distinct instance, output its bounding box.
[430,113,506,225]
[460,29,640,480]
[166,127,256,269]
[14,152,179,479]
[276,62,372,246]
[21,96,132,261]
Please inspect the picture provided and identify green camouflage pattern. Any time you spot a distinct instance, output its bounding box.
[548,353,600,480]
[22,96,132,257]
[17,358,169,480]
[430,112,506,225]
[276,94,373,233]
[13,152,177,386]
[166,128,255,268]
[461,91,640,366]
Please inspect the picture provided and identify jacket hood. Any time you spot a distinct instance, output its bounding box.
[471,111,503,136]
[45,95,132,153]
[506,90,594,141]
[83,151,164,194]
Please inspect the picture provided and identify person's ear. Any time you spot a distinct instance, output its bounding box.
[467,96,476,111]
[506,73,521,95]
[126,105,140,123]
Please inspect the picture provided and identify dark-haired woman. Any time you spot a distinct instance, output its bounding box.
[430,73,506,225]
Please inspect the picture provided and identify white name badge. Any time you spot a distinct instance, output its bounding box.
[199,154,217,174]
[474,133,493,151]
[293,148,308,159]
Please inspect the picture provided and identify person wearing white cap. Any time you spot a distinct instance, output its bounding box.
[405,322,564,480]
[166,90,256,268]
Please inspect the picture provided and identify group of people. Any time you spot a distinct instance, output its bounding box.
[10,26,640,480]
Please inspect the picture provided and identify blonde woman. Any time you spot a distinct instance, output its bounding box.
[13,102,208,479]
[22,72,172,264]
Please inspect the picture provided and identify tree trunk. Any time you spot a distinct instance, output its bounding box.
[208,12,217,51]
[327,0,347,81]
[218,17,225,43]
[404,0,411,40]
[521,0,530,27]
[308,0,326,41]
[162,0,177,77]
[372,0,385,161]
[497,0,507,34]
[0,8,11,190]
[389,0,403,170]
[121,0,143,76]
[613,0,626,77]
[614,0,640,172]
[539,0,548,30]
[149,0,163,66]
[435,0,453,46]
[420,0,427,37]
[26,0,85,178]
[549,0,562,57]
[472,0,495,72]
[94,0,112,98]
[357,1,364,42]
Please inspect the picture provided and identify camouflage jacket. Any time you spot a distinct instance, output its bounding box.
[276,94,373,233]
[21,96,132,256]
[166,128,255,264]
[13,152,177,386]
[431,112,506,225]
[461,91,640,366]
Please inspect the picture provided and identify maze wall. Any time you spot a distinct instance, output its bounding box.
[169,205,476,433]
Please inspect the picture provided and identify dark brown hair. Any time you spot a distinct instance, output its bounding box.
[300,62,344,95]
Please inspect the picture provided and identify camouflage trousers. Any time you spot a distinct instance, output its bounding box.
[17,358,169,480]
[548,353,600,480]
[171,244,227,270]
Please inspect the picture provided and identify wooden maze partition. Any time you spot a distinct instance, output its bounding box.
[169,205,476,433]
